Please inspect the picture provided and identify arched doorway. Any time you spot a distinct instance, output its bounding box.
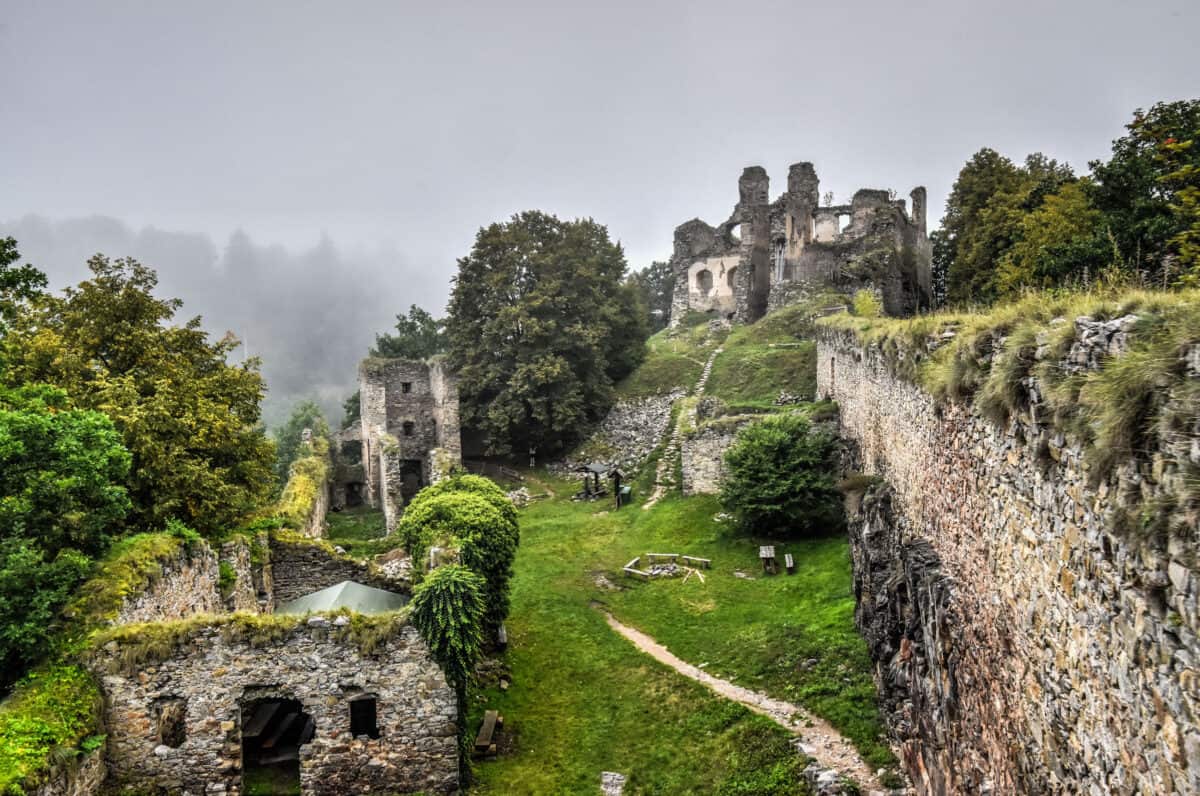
[242,696,313,796]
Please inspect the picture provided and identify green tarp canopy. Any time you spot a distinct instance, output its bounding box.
[276,580,409,616]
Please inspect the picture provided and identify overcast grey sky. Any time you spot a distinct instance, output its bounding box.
[1,0,1196,421]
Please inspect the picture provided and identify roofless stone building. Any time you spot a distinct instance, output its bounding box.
[669,162,934,325]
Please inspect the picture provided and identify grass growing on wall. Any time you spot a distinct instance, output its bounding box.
[469,472,897,793]
[819,286,1200,541]
[0,665,103,795]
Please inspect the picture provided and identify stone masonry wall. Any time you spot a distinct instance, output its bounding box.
[31,747,106,796]
[681,421,747,495]
[94,621,458,796]
[817,331,1200,795]
[220,535,270,613]
[115,544,223,626]
[269,536,406,606]
[567,391,684,475]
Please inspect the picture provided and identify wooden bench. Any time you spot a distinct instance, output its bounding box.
[474,709,504,756]
[646,553,679,565]
[784,553,795,575]
[680,555,711,569]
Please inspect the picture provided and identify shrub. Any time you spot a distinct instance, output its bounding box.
[719,414,841,537]
[410,564,485,693]
[851,290,882,318]
[406,475,518,528]
[398,492,518,637]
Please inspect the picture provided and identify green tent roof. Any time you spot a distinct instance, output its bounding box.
[276,580,409,616]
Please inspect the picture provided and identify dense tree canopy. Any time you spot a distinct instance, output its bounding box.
[627,260,674,331]
[1,255,274,535]
[939,100,1200,303]
[0,384,131,688]
[446,211,648,457]
[0,238,47,338]
[372,304,446,359]
[272,400,329,488]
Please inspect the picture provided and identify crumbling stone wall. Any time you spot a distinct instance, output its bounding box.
[567,390,684,474]
[115,544,223,626]
[669,162,932,325]
[220,535,271,613]
[93,621,459,796]
[268,535,406,606]
[31,746,106,796]
[818,330,1200,795]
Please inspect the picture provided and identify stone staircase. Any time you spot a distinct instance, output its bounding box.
[643,347,722,510]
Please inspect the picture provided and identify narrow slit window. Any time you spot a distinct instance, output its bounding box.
[155,697,187,748]
[401,382,412,394]
[402,421,415,437]
[350,696,379,739]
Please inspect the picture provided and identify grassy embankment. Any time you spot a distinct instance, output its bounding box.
[471,296,898,792]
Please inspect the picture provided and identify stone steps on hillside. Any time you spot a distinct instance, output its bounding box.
[643,347,722,509]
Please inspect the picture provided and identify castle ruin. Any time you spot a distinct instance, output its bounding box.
[332,356,463,534]
[669,162,933,325]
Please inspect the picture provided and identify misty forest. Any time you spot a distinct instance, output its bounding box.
[1,3,1199,796]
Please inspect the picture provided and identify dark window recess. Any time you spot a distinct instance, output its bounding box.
[350,697,380,739]
[402,421,415,437]
[401,382,412,394]
[155,697,187,748]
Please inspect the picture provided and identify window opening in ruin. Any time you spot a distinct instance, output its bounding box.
[402,421,415,437]
[726,266,738,290]
[695,269,713,296]
[340,439,362,466]
[401,382,412,394]
[349,695,380,739]
[241,696,312,795]
[154,697,187,748]
[345,481,365,508]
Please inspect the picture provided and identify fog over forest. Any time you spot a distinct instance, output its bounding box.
[0,215,448,427]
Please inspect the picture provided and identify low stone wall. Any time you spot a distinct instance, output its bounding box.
[115,544,223,626]
[818,329,1200,795]
[31,747,106,796]
[269,536,404,607]
[94,620,459,795]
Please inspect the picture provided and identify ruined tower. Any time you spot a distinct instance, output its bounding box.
[668,161,933,326]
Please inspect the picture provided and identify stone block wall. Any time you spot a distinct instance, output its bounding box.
[115,544,223,626]
[567,391,684,475]
[220,535,270,613]
[269,536,405,606]
[680,420,749,495]
[94,620,459,796]
[31,747,106,796]
[817,330,1200,795]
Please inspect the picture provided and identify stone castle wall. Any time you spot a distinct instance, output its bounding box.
[94,621,458,796]
[114,544,223,626]
[680,420,750,495]
[817,330,1200,795]
[269,536,406,606]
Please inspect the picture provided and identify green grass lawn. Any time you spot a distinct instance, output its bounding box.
[706,342,816,407]
[468,474,897,793]
[616,322,726,398]
[325,504,391,557]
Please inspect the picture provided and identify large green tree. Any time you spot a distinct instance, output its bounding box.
[272,400,329,488]
[627,260,674,331]
[0,384,131,688]
[0,238,47,337]
[2,255,274,535]
[1089,100,1200,283]
[372,304,447,359]
[446,211,648,456]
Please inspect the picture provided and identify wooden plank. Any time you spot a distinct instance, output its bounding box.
[243,702,282,739]
[623,567,651,580]
[624,556,641,570]
[474,710,499,751]
[785,554,795,575]
[758,545,775,559]
[261,712,298,749]
[647,553,679,563]
[680,556,711,569]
